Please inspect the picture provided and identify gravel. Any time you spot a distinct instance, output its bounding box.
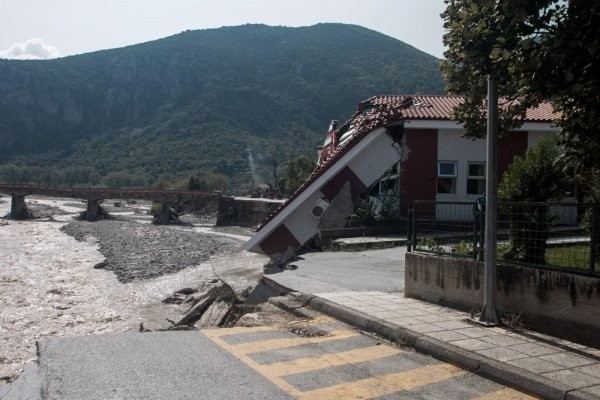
[60,220,247,283]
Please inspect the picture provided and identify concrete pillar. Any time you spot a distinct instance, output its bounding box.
[10,195,27,219]
[86,200,100,222]
[157,201,171,224]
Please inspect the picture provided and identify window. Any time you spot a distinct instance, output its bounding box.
[467,162,486,195]
[437,161,457,194]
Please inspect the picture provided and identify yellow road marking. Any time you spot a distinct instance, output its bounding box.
[472,388,539,399]
[297,363,464,400]
[203,325,279,336]
[268,344,405,377]
[203,328,305,397]
[203,315,336,338]
[282,315,336,326]
[205,329,358,355]
[204,325,515,400]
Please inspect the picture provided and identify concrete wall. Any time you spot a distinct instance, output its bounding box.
[405,252,600,346]
[216,197,283,228]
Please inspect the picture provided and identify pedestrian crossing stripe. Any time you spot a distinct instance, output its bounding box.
[203,326,539,399]
[204,328,358,355]
[204,328,311,397]
[267,344,405,377]
[202,315,336,337]
[297,363,463,400]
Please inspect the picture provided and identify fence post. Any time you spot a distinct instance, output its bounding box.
[590,205,597,274]
[479,212,485,261]
[407,205,413,252]
[412,203,418,251]
[473,215,478,260]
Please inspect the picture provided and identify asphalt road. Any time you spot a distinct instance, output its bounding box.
[6,312,536,400]
[203,315,536,399]
[36,331,294,400]
[266,247,406,294]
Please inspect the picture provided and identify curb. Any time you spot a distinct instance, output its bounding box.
[262,275,293,296]
[263,276,599,400]
[262,275,593,399]
[267,295,319,320]
[305,295,574,400]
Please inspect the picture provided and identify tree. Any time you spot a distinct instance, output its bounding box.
[498,137,570,263]
[188,175,200,190]
[280,155,316,196]
[441,0,600,169]
[101,171,149,188]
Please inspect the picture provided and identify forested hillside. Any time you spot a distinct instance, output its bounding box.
[0,23,445,191]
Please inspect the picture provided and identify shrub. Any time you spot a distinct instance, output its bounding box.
[417,236,444,254]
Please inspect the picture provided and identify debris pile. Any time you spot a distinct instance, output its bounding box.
[161,280,254,329]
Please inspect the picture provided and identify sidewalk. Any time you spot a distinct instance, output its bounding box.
[264,249,600,400]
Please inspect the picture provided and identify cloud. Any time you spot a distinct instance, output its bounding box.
[0,38,60,60]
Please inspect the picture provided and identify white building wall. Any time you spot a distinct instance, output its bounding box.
[433,126,564,221]
[527,131,550,149]
[436,129,486,204]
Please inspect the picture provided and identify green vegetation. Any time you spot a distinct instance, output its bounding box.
[0,24,445,191]
[545,245,600,272]
[441,1,600,172]
[187,172,230,192]
[279,155,316,197]
[451,241,472,257]
[416,236,444,255]
[351,197,379,227]
[498,137,570,264]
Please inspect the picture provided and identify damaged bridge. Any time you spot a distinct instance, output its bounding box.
[0,184,216,223]
[244,95,415,263]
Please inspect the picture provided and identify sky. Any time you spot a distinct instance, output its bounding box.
[0,0,447,60]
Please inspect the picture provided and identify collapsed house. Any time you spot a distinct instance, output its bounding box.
[243,95,414,263]
[244,94,561,263]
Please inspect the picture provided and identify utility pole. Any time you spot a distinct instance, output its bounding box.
[480,75,499,325]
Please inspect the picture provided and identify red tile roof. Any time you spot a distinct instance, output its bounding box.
[254,95,558,232]
[362,95,559,122]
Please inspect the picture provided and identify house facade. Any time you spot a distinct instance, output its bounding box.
[387,95,561,216]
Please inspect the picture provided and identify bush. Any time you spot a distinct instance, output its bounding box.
[498,137,570,264]
[417,236,444,254]
[451,241,472,256]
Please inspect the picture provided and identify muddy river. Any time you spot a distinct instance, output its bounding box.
[0,195,268,384]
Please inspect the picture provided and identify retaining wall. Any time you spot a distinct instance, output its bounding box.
[405,252,600,346]
[216,197,283,228]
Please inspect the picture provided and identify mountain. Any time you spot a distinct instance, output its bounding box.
[0,23,445,189]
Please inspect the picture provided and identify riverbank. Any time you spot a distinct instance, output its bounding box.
[0,195,268,384]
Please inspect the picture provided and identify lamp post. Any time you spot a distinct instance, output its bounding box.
[480,75,499,325]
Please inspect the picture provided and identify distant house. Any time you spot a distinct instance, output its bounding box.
[245,94,561,262]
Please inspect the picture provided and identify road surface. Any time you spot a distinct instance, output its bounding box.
[4,312,538,399]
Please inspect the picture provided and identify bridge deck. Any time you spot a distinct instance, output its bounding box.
[0,184,215,201]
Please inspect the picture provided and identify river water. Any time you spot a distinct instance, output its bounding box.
[0,195,268,384]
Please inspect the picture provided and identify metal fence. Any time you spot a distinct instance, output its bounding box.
[407,200,600,277]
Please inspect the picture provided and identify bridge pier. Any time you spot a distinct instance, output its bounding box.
[86,200,100,222]
[10,195,29,219]
[156,201,171,224]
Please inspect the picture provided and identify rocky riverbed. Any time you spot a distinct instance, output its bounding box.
[0,195,269,384]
